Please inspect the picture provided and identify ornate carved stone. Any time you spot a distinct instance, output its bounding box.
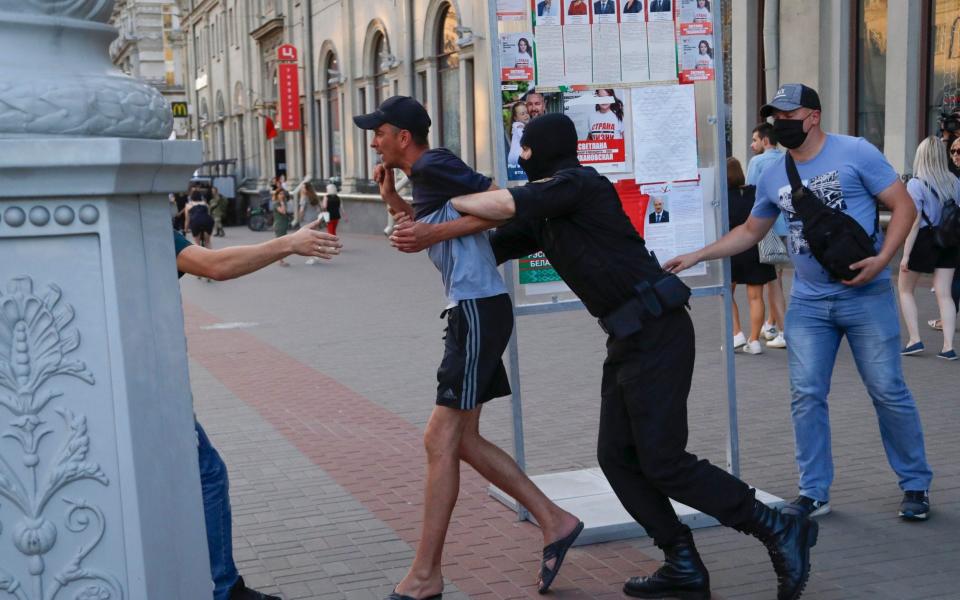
[0,1,172,139]
[0,276,123,600]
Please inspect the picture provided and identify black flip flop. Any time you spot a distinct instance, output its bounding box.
[537,521,585,594]
[386,591,442,600]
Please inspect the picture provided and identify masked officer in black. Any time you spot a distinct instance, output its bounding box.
[390,113,818,600]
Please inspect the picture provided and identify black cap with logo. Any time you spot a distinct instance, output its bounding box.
[760,84,822,118]
[353,96,432,139]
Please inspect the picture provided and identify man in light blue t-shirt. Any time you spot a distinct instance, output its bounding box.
[355,96,582,600]
[667,84,933,523]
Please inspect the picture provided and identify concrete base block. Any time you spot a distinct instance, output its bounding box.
[489,467,785,546]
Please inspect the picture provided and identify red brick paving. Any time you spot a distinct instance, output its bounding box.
[182,301,676,599]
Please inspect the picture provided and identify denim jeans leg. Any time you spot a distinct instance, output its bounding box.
[785,298,843,502]
[197,421,240,600]
[838,287,934,493]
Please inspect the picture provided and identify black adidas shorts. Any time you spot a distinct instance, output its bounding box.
[436,293,513,410]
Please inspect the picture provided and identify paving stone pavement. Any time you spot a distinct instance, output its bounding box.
[182,226,959,600]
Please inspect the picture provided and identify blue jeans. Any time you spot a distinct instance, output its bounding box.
[784,280,933,502]
[197,421,239,600]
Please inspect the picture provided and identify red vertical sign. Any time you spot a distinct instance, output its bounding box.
[277,45,301,131]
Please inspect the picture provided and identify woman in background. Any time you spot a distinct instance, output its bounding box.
[897,137,960,360]
[727,157,776,355]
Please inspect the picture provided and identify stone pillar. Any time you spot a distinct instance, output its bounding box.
[883,0,924,174]
[0,4,210,599]
[731,0,761,166]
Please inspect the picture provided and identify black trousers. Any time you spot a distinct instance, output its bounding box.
[597,308,756,547]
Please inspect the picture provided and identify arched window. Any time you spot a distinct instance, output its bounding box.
[325,52,342,180]
[436,4,460,155]
[372,32,391,106]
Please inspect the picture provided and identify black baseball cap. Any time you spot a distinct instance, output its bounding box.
[353,96,431,138]
[760,84,822,118]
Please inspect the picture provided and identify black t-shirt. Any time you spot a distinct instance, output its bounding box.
[174,230,192,279]
[409,148,492,219]
[493,166,663,317]
[326,194,342,220]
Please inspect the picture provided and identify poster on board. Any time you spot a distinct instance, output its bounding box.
[646,0,674,21]
[639,179,708,275]
[592,0,622,83]
[679,35,715,82]
[564,88,630,172]
[562,0,593,83]
[631,83,698,182]
[678,0,713,34]
[534,0,562,24]
[498,0,529,20]
[501,33,536,81]
[502,85,564,180]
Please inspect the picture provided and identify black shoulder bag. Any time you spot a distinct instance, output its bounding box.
[785,153,877,281]
[932,181,960,249]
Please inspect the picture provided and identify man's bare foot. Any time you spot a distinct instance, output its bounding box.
[392,569,443,600]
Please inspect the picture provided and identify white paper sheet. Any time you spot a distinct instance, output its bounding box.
[619,20,650,82]
[563,23,593,83]
[592,22,622,84]
[631,83,697,183]
[535,25,566,85]
[646,20,678,81]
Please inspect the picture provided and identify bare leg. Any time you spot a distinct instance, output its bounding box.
[766,270,787,331]
[897,269,922,345]
[394,406,470,599]
[747,284,766,343]
[458,407,580,554]
[731,283,743,337]
[934,268,956,352]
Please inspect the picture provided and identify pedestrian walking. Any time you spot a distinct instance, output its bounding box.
[323,183,343,236]
[392,112,818,600]
[210,186,228,237]
[271,177,292,267]
[728,157,776,354]
[667,83,934,522]
[747,122,788,347]
[185,194,215,249]
[899,137,960,359]
[354,96,583,600]
[298,180,323,264]
[172,219,341,600]
[929,126,960,331]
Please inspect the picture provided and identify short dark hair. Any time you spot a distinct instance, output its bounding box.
[388,123,429,147]
[752,122,777,146]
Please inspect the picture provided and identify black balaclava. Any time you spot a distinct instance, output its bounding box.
[519,113,581,181]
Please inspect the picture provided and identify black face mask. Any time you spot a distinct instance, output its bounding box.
[773,117,809,149]
[519,113,580,181]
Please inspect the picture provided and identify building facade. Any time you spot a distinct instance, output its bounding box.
[172,0,493,201]
[728,0,959,174]
[166,0,958,203]
[110,0,190,139]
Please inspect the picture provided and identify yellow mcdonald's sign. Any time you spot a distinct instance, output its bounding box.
[171,102,189,118]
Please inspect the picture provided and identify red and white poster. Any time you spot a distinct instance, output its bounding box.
[498,0,528,21]
[501,33,536,80]
[564,88,630,172]
[277,44,301,131]
[678,0,713,34]
[679,35,715,82]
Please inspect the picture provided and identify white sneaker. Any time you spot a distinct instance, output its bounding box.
[305,258,316,265]
[766,333,786,348]
[732,332,747,349]
[762,323,778,340]
[742,340,763,354]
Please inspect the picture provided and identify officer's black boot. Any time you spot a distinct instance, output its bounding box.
[623,528,710,600]
[735,500,819,600]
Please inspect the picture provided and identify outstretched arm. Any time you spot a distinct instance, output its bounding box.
[665,215,775,273]
[177,220,341,280]
[389,213,503,252]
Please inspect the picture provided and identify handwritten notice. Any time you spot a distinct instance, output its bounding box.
[631,83,697,182]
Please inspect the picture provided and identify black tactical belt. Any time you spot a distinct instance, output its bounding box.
[598,274,691,339]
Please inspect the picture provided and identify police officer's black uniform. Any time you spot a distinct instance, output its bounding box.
[491,114,817,600]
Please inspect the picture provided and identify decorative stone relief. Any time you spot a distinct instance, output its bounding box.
[0,276,124,600]
[0,206,96,229]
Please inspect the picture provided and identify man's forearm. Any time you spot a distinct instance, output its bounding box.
[697,220,769,262]
[451,189,516,220]
[878,200,915,262]
[427,215,502,245]
[183,236,294,280]
[382,188,414,219]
